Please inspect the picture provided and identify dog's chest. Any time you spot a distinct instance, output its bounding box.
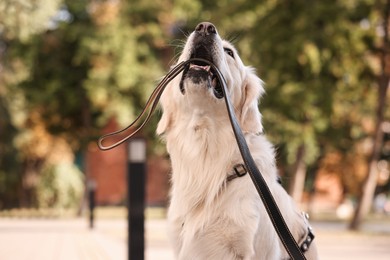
[171,113,233,154]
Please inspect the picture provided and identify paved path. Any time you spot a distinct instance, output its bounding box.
[0,218,389,259]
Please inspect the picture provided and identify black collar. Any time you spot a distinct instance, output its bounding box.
[226,164,248,182]
[227,164,284,186]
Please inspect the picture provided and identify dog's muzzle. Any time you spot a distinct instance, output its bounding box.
[180,22,224,99]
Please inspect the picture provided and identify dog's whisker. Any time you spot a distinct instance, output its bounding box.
[178,27,191,38]
[168,39,186,49]
[226,33,241,45]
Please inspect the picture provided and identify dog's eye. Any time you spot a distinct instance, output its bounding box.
[224,48,234,58]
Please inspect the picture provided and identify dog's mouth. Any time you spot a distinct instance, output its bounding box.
[180,45,223,99]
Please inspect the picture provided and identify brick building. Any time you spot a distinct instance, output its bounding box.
[86,119,170,206]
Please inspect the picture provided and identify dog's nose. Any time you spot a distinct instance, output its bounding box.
[195,22,217,35]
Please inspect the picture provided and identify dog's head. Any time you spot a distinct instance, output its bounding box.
[157,22,264,135]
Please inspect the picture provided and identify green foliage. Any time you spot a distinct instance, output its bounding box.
[0,0,65,209]
[242,0,377,166]
[0,0,171,208]
[37,162,84,208]
[0,0,62,41]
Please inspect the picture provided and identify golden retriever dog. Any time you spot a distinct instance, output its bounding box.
[157,22,318,260]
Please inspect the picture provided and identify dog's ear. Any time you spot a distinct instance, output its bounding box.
[156,86,175,135]
[240,69,264,134]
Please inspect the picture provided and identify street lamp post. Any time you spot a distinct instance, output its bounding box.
[127,138,146,260]
[87,179,97,229]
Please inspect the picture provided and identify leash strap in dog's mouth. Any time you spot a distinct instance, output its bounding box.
[97,58,310,260]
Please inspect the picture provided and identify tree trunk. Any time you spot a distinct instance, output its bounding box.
[289,144,307,203]
[349,0,390,230]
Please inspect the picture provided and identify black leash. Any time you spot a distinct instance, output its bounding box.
[98,58,308,260]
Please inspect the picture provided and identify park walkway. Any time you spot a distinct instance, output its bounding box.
[0,217,389,260]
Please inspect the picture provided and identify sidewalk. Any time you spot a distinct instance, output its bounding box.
[0,217,389,260]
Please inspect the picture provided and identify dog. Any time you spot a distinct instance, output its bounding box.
[157,22,318,260]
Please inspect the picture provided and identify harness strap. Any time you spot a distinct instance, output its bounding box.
[97,58,312,260]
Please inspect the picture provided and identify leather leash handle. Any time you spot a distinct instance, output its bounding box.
[97,58,307,260]
[97,60,190,150]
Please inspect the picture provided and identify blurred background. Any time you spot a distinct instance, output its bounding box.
[0,0,389,259]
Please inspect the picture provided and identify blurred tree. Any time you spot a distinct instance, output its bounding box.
[245,0,378,203]
[0,0,62,41]
[0,0,173,208]
[0,96,21,208]
[350,0,390,230]
[0,0,63,207]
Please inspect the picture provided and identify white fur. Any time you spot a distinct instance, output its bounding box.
[157,27,318,260]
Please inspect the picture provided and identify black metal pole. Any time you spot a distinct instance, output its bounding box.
[127,138,146,260]
[88,180,96,229]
